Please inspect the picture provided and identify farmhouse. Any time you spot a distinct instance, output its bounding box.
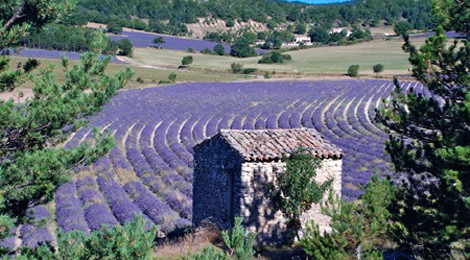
[193,128,343,244]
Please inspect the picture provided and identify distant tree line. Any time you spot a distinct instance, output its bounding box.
[19,24,133,56]
[70,0,435,36]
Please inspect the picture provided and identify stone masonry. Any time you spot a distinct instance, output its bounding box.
[193,128,343,244]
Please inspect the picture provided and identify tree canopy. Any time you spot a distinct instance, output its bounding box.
[377,0,470,257]
[0,0,133,249]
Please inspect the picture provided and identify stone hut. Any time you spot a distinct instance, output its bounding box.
[192,128,342,244]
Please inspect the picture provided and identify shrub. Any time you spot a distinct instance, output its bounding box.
[301,175,395,259]
[269,147,332,241]
[200,48,212,54]
[168,72,177,83]
[191,217,256,260]
[213,44,225,56]
[230,62,243,73]
[347,65,359,77]
[259,51,292,64]
[187,47,195,53]
[242,68,257,74]
[18,215,157,259]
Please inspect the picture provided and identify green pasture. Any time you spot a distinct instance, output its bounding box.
[8,56,245,89]
[133,38,426,76]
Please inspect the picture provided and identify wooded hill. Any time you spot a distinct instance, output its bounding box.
[70,0,435,36]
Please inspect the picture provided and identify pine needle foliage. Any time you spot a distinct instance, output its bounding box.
[301,175,395,260]
[18,215,157,259]
[191,217,256,260]
[376,0,470,257]
[0,0,133,252]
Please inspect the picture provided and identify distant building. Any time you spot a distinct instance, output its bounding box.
[294,34,311,44]
[329,27,352,37]
[193,128,343,244]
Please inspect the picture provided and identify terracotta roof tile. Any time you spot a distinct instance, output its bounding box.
[218,128,342,161]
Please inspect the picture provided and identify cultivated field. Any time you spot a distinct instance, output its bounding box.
[9,79,426,248]
[132,38,426,75]
[6,56,246,90]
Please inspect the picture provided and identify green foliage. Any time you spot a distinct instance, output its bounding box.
[0,0,133,246]
[377,0,470,257]
[308,27,329,43]
[258,51,292,64]
[225,19,235,28]
[18,215,157,259]
[107,21,123,34]
[0,0,76,50]
[393,21,413,37]
[270,147,333,241]
[301,175,395,260]
[191,217,256,260]
[263,72,271,79]
[21,24,115,53]
[230,39,256,58]
[181,56,194,67]
[241,68,257,75]
[117,38,133,57]
[294,23,307,35]
[347,65,359,77]
[372,64,384,76]
[230,63,243,74]
[221,217,257,260]
[214,44,225,56]
[348,27,372,41]
[168,72,177,83]
[200,48,212,55]
[191,245,227,260]
[153,36,165,48]
[187,47,195,53]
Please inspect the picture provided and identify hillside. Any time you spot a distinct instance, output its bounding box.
[70,0,435,37]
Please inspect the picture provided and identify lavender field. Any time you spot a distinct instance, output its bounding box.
[110,31,267,54]
[7,79,426,248]
[7,48,126,63]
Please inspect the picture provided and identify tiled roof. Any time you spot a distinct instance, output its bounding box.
[218,128,342,161]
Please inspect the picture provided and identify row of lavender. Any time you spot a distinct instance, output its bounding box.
[110,31,267,54]
[10,80,423,248]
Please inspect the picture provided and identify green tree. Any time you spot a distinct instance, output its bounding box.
[308,27,329,43]
[168,72,177,83]
[347,65,359,77]
[181,55,193,67]
[0,0,133,250]
[213,44,225,56]
[230,38,256,58]
[301,175,395,259]
[372,64,384,77]
[117,38,133,56]
[377,0,470,257]
[393,21,413,37]
[294,23,307,35]
[107,21,123,34]
[270,147,333,241]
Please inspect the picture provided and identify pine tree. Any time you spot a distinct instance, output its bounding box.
[0,0,133,243]
[377,0,470,257]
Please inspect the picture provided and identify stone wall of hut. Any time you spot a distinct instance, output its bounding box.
[234,158,342,244]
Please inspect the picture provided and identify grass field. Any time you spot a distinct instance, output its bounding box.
[8,56,247,89]
[132,38,426,76]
